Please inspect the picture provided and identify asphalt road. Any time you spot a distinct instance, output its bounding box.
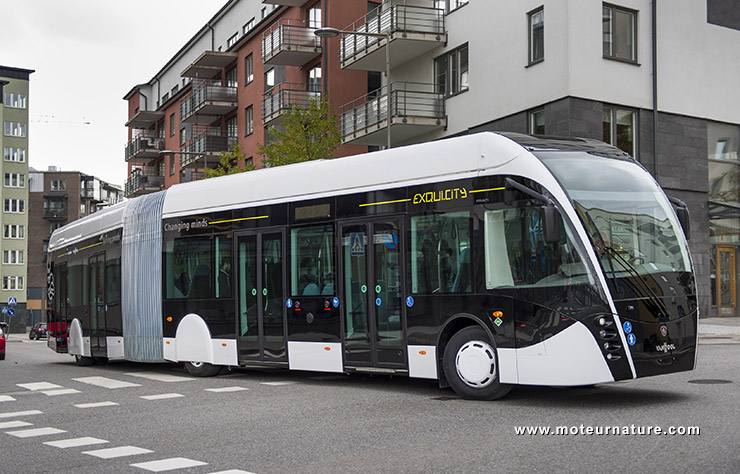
[1,336,739,473]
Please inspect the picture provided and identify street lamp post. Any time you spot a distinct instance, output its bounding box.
[314,26,392,150]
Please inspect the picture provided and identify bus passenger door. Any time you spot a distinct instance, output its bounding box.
[88,253,106,356]
[236,231,286,362]
[341,219,405,368]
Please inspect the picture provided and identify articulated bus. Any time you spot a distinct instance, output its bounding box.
[46,132,698,400]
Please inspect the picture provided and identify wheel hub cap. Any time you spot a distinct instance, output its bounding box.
[455,340,496,388]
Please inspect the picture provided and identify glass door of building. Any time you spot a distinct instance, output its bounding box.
[717,246,737,316]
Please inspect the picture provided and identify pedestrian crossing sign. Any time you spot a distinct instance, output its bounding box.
[350,232,365,256]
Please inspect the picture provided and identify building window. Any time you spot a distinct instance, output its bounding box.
[3,224,25,239]
[603,3,637,62]
[227,115,238,139]
[2,276,24,291]
[3,250,24,265]
[434,0,468,13]
[50,222,63,233]
[435,44,469,97]
[265,68,276,91]
[4,121,26,137]
[170,113,175,137]
[4,173,25,188]
[180,128,187,146]
[170,154,175,176]
[603,106,636,156]
[3,199,25,214]
[245,54,254,85]
[228,32,240,49]
[245,106,254,136]
[3,147,26,162]
[226,66,238,88]
[528,7,544,65]
[162,93,169,103]
[243,18,255,34]
[529,109,545,135]
[308,3,322,28]
[171,85,179,96]
[50,179,66,191]
[308,66,322,93]
[245,157,253,167]
[4,93,27,109]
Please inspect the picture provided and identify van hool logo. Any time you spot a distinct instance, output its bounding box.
[413,188,468,205]
[655,342,676,353]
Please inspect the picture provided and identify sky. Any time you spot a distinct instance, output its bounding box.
[1,0,226,186]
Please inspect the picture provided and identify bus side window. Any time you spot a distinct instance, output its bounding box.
[410,211,472,294]
[165,237,213,299]
[290,225,335,297]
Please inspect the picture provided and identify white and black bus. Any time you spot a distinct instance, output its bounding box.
[46,132,698,400]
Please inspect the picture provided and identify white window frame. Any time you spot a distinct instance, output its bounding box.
[245,105,254,136]
[603,105,637,157]
[2,276,24,291]
[4,147,26,162]
[3,250,24,265]
[245,54,254,85]
[3,224,25,239]
[4,93,27,109]
[4,173,25,188]
[4,121,26,137]
[3,199,25,214]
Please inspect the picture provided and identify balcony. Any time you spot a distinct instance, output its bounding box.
[125,130,163,163]
[262,83,320,125]
[125,167,164,198]
[339,82,445,146]
[180,170,206,183]
[262,0,310,6]
[340,0,446,71]
[125,110,165,129]
[181,50,237,79]
[180,79,238,124]
[43,208,67,221]
[180,127,236,169]
[263,18,322,66]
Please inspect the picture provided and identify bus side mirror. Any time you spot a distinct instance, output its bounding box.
[543,203,561,244]
[668,196,690,240]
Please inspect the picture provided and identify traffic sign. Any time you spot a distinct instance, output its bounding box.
[7,308,14,317]
[8,297,17,306]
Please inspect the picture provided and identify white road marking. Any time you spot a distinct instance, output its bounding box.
[74,401,120,408]
[0,395,16,402]
[17,382,64,391]
[45,437,110,449]
[6,427,67,438]
[0,410,43,419]
[131,457,208,472]
[0,420,32,429]
[205,387,249,393]
[72,376,141,389]
[41,388,81,396]
[260,381,297,386]
[82,446,154,459]
[125,372,195,383]
[140,393,184,400]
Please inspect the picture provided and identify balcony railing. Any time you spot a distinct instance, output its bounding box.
[262,18,322,66]
[181,127,237,169]
[180,79,238,124]
[125,130,163,162]
[340,0,445,70]
[180,170,206,183]
[43,208,68,220]
[125,167,164,197]
[339,82,445,145]
[262,83,321,125]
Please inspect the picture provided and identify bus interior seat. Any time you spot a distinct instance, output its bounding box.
[302,283,320,295]
[451,248,470,293]
[190,264,212,299]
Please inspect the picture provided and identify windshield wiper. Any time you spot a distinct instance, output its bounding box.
[603,245,670,319]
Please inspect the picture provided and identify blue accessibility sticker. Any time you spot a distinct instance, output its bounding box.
[406,296,414,308]
[627,333,636,346]
[332,297,340,308]
[286,298,293,309]
[623,321,632,334]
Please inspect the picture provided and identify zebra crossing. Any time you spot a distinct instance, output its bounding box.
[0,371,299,473]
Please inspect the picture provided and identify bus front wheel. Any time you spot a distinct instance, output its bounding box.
[184,361,222,377]
[443,326,512,400]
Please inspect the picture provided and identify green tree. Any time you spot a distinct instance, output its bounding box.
[204,143,255,179]
[258,95,342,167]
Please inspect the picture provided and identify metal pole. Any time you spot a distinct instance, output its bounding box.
[385,32,391,150]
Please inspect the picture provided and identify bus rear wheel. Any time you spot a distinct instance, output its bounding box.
[75,355,96,366]
[443,326,512,400]
[184,361,221,377]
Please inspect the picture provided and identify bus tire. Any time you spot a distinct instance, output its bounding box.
[184,361,221,377]
[75,355,96,366]
[443,326,512,401]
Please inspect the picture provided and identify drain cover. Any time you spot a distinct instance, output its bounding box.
[688,379,733,384]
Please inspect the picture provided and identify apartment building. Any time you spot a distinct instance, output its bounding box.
[124,0,740,318]
[27,168,123,326]
[1,66,33,333]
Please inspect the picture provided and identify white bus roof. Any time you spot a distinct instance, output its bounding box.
[48,200,130,252]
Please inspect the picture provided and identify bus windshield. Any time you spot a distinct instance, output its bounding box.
[537,152,693,298]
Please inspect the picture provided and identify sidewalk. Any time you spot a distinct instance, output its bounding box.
[698,317,740,344]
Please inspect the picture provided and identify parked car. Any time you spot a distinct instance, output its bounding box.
[29,322,47,340]
[0,322,7,360]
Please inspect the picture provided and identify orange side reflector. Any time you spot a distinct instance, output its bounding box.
[493,311,504,318]
[117,340,121,343]
[222,343,227,347]
[419,350,427,355]
[324,347,331,351]
[165,341,170,345]
[166,317,172,322]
